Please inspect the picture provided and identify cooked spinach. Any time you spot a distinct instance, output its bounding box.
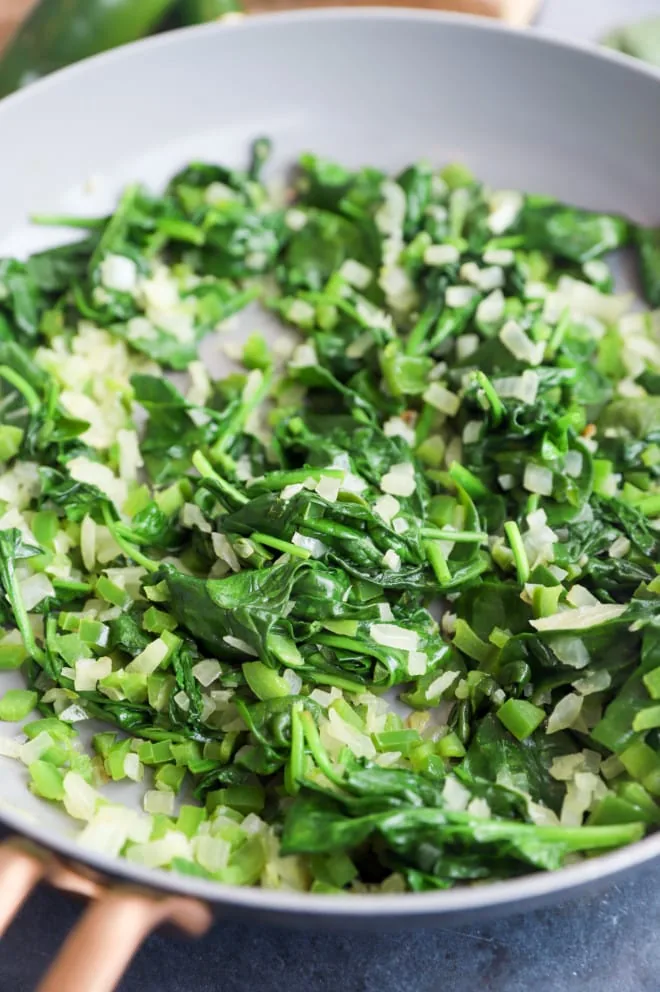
[0,141,658,893]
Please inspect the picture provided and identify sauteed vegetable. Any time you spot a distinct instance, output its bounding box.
[0,141,658,892]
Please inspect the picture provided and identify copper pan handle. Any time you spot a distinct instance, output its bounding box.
[38,887,213,992]
[0,840,47,935]
[0,838,213,992]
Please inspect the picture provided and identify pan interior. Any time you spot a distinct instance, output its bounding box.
[0,10,659,916]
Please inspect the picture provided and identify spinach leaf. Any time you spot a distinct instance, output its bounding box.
[635,226,660,307]
[520,199,629,263]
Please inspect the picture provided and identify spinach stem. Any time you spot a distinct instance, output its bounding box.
[449,462,489,498]
[474,371,504,426]
[101,504,159,573]
[284,701,305,795]
[0,366,40,414]
[299,711,345,787]
[251,533,312,559]
[192,450,248,506]
[504,520,530,584]
[424,540,452,585]
[421,528,487,543]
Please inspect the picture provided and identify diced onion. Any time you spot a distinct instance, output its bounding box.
[316,475,341,502]
[339,259,372,289]
[544,275,633,325]
[289,341,317,367]
[280,483,304,501]
[291,532,327,558]
[18,573,54,611]
[583,259,610,284]
[144,790,175,815]
[573,670,612,696]
[126,638,170,675]
[224,635,258,655]
[499,320,545,366]
[383,416,416,446]
[371,623,418,651]
[423,383,460,416]
[212,533,241,572]
[193,834,231,873]
[476,266,505,292]
[566,585,600,608]
[192,659,222,687]
[74,656,112,691]
[483,248,515,266]
[382,549,402,572]
[462,420,482,444]
[20,732,54,765]
[442,775,471,811]
[127,832,191,868]
[563,450,583,478]
[493,370,539,404]
[456,334,479,361]
[460,261,481,285]
[58,704,90,724]
[81,514,96,572]
[546,692,583,734]
[63,772,100,821]
[325,710,375,759]
[531,604,626,632]
[373,495,400,524]
[181,503,212,533]
[424,244,459,267]
[99,254,138,294]
[123,752,142,782]
[523,463,553,496]
[116,429,143,482]
[407,651,428,676]
[379,265,417,313]
[445,286,477,308]
[549,753,586,781]
[467,797,491,819]
[345,332,375,360]
[425,670,460,700]
[283,669,303,695]
[67,457,127,511]
[0,737,22,759]
[205,182,237,205]
[608,536,631,559]
[476,289,505,327]
[380,462,416,497]
[487,190,523,234]
[550,636,590,670]
[285,208,307,231]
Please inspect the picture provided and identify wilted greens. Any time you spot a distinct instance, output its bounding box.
[0,140,658,893]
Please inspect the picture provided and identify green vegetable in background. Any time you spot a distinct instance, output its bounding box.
[0,0,181,101]
[178,0,241,23]
[602,16,660,68]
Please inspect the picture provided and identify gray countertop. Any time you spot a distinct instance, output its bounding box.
[3,850,660,991]
[3,1,660,989]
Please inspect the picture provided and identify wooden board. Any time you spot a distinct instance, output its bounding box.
[243,0,540,22]
[0,0,540,54]
[0,0,36,50]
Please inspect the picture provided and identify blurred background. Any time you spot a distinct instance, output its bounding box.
[1,0,660,101]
